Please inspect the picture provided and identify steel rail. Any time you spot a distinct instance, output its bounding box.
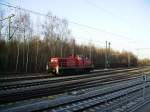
[1,67,148,90]
[0,67,145,83]
[1,75,149,112]
[0,70,150,104]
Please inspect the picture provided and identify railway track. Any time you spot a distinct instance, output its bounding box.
[0,67,150,104]
[49,84,150,112]
[1,73,150,112]
[44,77,150,112]
[0,67,147,90]
[0,67,144,83]
[0,73,51,83]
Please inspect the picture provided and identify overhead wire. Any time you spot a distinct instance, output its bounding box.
[1,1,149,59]
[83,0,130,24]
[0,2,135,42]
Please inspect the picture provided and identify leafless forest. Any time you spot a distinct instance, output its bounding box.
[0,6,149,73]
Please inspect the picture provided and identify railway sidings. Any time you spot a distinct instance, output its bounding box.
[0,66,150,112]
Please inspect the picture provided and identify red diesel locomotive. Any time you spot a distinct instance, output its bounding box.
[46,54,94,75]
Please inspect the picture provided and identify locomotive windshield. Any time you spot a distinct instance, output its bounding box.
[77,55,89,60]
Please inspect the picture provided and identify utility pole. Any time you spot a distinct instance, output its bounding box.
[72,39,75,56]
[105,41,108,69]
[8,14,15,40]
[89,39,92,62]
[108,42,111,68]
[89,44,92,62]
[26,37,29,72]
[128,52,130,67]
[35,38,39,72]
[0,14,15,40]
[60,36,63,57]
[105,41,111,69]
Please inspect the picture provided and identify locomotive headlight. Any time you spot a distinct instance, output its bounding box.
[51,58,58,62]
[51,59,54,62]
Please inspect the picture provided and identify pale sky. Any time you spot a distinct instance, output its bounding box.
[1,0,150,59]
